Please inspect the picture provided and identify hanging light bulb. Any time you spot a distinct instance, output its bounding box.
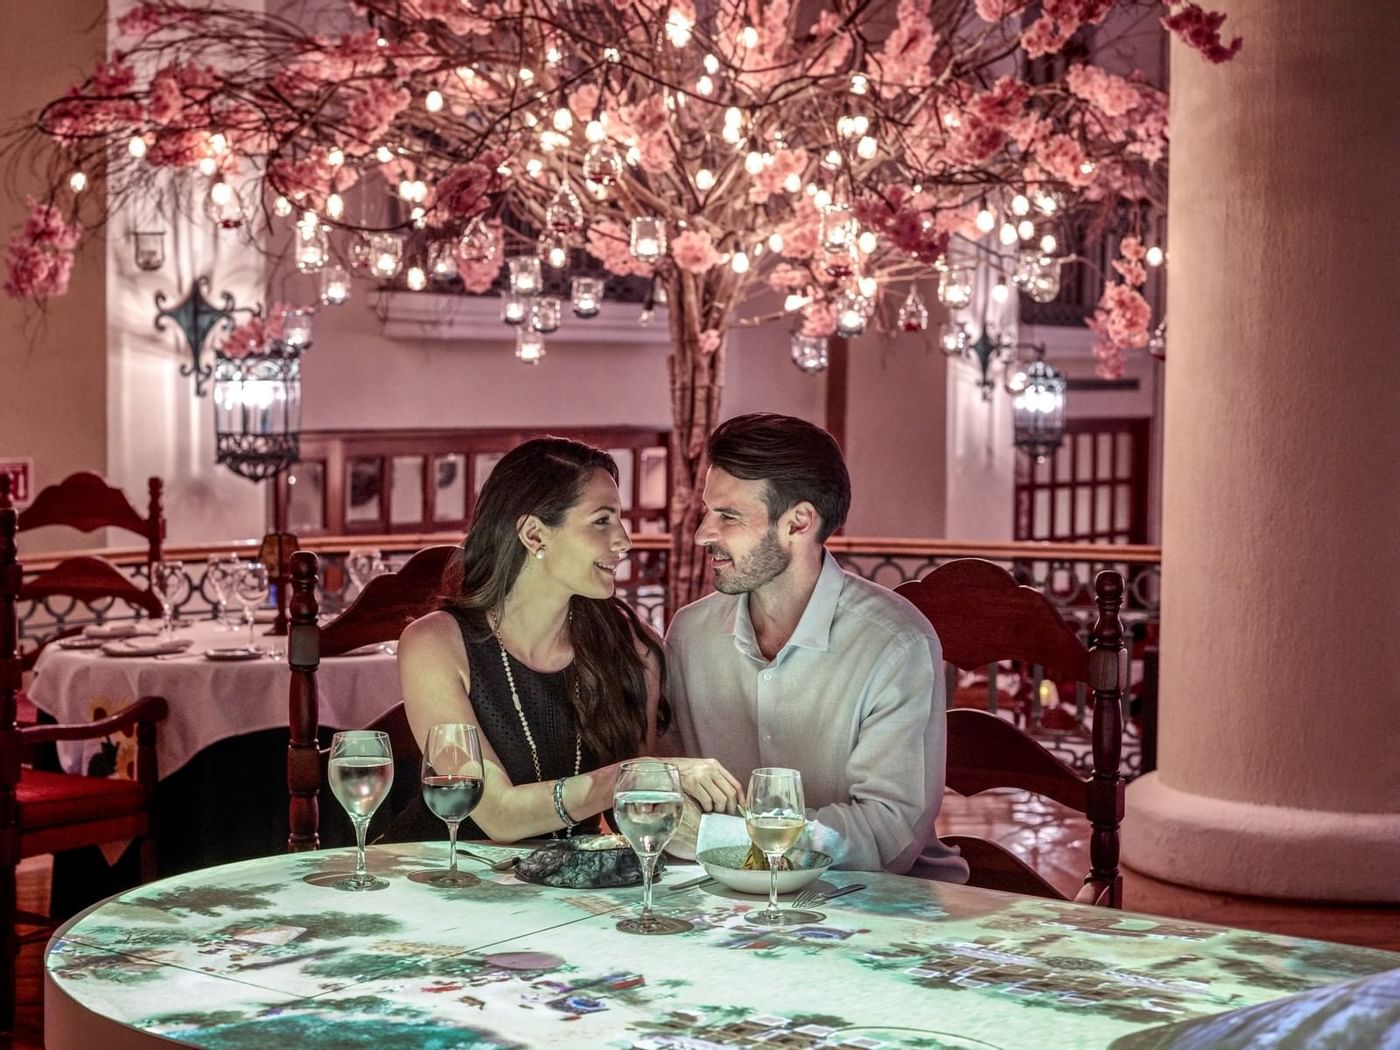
[538,230,570,269]
[272,195,294,218]
[744,151,765,176]
[508,255,543,295]
[738,24,758,47]
[768,232,785,253]
[629,217,665,262]
[1040,233,1058,255]
[515,327,546,364]
[376,145,394,163]
[975,204,996,234]
[782,172,802,193]
[992,278,1010,304]
[68,171,87,193]
[937,266,973,309]
[1011,194,1031,216]
[1146,245,1165,267]
[790,333,829,373]
[502,292,528,325]
[127,135,147,159]
[206,178,245,230]
[425,89,444,113]
[546,44,562,65]
[731,251,750,274]
[998,222,1019,247]
[406,265,428,291]
[850,73,869,96]
[665,7,694,47]
[1017,219,1035,241]
[696,75,714,96]
[325,193,344,221]
[294,223,328,272]
[857,274,878,298]
[582,143,624,191]
[898,286,929,332]
[320,265,351,306]
[197,156,219,177]
[856,136,878,160]
[695,168,715,191]
[368,233,403,280]
[571,276,604,317]
[704,53,719,74]
[857,230,878,255]
[327,147,345,167]
[834,291,868,337]
[530,296,562,333]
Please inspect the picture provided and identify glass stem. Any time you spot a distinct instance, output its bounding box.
[640,852,658,921]
[767,852,781,915]
[162,604,173,637]
[246,609,256,648]
[354,817,369,880]
[446,821,460,876]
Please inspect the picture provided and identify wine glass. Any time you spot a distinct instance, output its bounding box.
[419,723,484,888]
[613,760,691,935]
[346,548,382,600]
[232,561,269,651]
[328,730,395,891]
[746,767,824,926]
[151,560,190,638]
[205,555,238,628]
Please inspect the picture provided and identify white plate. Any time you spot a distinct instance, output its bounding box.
[697,846,833,895]
[100,638,194,658]
[83,622,160,640]
[57,636,106,650]
[330,643,395,658]
[204,647,264,662]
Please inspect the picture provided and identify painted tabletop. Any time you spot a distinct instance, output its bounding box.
[46,842,1400,1050]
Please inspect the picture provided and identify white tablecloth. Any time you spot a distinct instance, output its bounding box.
[28,621,401,779]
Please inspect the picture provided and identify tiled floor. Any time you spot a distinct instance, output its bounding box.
[11,794,1400,1047]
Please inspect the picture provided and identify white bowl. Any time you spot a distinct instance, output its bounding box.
[696,846,833,895]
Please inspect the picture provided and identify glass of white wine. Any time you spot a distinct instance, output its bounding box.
[746,767,823,926]
[419,723,484,888]
[328,730,395,891]
[613,760,692,935]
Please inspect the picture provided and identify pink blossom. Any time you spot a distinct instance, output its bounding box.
[671,229,719,274]
[1066,64,1141,118]
[412,0,493,36]
[800,302,836,338]
[220,306,290,360]
[750,148,808,203]
[767,262,808,292]
[432,157,502,220]
[805,12,853,77]
[1119,236,1146,261]
[876,0,939,97]
[585,221,653,278]
[1086,282,1152,377]
[346,80,411,144]
[974,0,1021,21]
[456,219,503,293]
[1020,0,1113,58]
[568,85,600,123]
[776,198,822,260]
[1162,3,1242,64]
[3,197,81,300]
[1035,134,1093,187]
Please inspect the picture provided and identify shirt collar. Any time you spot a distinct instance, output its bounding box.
[731,550,844,659]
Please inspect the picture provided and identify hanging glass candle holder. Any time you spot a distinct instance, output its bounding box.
[937,266,973,309]
[938,321,968,356]
[582,143,623,192]
[897,286,928,332]
[629,217,665,263]
[1025,255,1063,304]
[429,241,458,279]
[530,296,562,333]
[834,291,868,337]
[320,265,350,306]
[538,230,570,270]
[545,183,583,233]
[571,276,604,317]
[507,255,543,295]
[790,333,829,374]
[515,327,546,365]
[501,292,527,326]
[212,350,301,481]
[205,178,245,230]
[820,202,858,277]
[279,307,315,351]
[348,234,372,271]
[368,234,403,280]
[1012,358,1067,462]
[405,264,428,291]
[458,217,497,263]
[132,230,165,271]
[294,223,329,273]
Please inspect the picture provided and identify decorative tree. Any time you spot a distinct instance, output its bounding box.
[2,0,1238,608]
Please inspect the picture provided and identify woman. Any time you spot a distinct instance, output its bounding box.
[397,437,739,842]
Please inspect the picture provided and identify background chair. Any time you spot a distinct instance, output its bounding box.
[0,506,166,1029]
[896,558,1127,907]
[287,545,459,852]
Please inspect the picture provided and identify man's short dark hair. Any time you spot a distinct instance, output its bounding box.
[706,413,851,543]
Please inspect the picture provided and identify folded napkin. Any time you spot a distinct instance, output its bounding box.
[696,812,848,864]
[84,622,161,640]
[100,637,194,657]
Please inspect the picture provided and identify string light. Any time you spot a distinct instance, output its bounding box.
[856,136,878,160]
[376,146,394,163]
[975,205,996,234]
[326,193,344,220]
[1041,233,1058,254]
[518,67,534,83]
[425,89,444,113]
[731,250,750,274]
[695,168,715,191]
[128,135,147,158]
[696,76,714,95]
[665,9,693,47]
[1011,194,1031,216]
[1017,219,1035,240]
[704,53,719,74]
[857,230,878,254]
[782,172,801,193]
[552,108,573,132]
[739,25,758,48]
[768,232,785,252]
[68,171,87,193]
[850,73,869,95]
[1146,245,1165,266]
[999,222,1019,247]
[406,265,428,291]
[272,195,293,217]
[327,147,345,167]
[857,275,877,297]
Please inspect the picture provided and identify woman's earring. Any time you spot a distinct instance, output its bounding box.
[534,546,546,560]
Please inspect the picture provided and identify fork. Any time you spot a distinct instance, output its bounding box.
[456,848,522,872]
[791,882,866,909]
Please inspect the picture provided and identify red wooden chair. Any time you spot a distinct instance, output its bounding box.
[287,546,459,851]
[0,506,166,1029]
[896,558,1128,907]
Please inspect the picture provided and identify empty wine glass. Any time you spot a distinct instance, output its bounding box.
[746,767,823,926]
[205,555,238,628]
[151,560,190,638]
[328,730,395,891]
[346,548,383,600]
[419,723,484,888]
[614,760,691,935]
[233,561,270,651]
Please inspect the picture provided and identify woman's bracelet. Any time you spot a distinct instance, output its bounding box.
[553,777,578,835]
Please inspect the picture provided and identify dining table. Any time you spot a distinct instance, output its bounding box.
[44,841,1400,1049]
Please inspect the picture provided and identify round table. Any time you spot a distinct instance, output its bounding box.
[44,842,1400,1049]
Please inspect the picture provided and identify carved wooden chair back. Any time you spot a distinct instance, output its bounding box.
[895,558,1127,907]
[0,506,167,1029]
[286,546,460,851]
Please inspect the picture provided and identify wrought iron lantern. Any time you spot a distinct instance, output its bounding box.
[1012,355,1067,462]
[212,346,302,481]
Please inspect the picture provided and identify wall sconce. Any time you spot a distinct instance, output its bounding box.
[154,277,257,396]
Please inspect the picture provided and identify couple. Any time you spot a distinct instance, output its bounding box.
[397,413,967,882]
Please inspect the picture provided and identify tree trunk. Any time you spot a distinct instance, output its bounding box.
[664,271,725,615]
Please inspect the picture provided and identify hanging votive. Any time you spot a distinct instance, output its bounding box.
[515,327,546,365]
[348,234,372,271]
[820,202,858,278]
[582,143,623,192]
[508,255,542,295]
[530,296,562,333]
[295,223,329,273]
[429,241,458,280]
[545,183,583,233]
[205,178,245,230]
[939,321,968,356]
[834,291,868,337]
[279,307,315,351]
[937,266,973,309]
[320,265,350,306]
[458,217,497,263]
[571,276,604,318]
[790,333,829,374]
[897,286,929,332]
[629,217,665,262]
[501,293,528,326]
[406,264,428,291]
[538,231,570,270]
[132,230,165,271]
[368,234,403,280]
[1026,255,1063,304]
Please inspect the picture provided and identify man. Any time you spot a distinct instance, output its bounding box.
[666,413,967,881]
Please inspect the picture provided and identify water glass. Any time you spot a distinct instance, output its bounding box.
[151,560,190,638]
[205,555,239,627]
[233,561,270,650]
[746,767,823,926]
[614,760,691,935]
[328,730,394,891]
[420,723,484,888]
[346,548,384,599]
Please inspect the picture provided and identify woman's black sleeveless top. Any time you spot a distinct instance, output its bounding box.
[378,607,601,842]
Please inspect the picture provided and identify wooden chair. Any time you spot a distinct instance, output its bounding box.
[287,545,459,852]
[896,558,1127,907]
[0,506,166,1029]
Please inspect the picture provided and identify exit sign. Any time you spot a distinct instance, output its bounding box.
[0,460,32,506]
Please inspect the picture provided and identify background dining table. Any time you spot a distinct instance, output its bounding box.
[44,841,1400,1050]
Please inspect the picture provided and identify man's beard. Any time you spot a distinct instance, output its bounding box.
[708,527,790,594]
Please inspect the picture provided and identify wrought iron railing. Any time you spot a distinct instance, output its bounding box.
[17,534,1160,777]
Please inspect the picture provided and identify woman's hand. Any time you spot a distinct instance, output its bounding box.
[665,757,743,814]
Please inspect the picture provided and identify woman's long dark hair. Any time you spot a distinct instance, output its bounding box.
[443,437,668,766]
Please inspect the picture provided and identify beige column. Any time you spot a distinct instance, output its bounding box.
[1123,0,1400,900]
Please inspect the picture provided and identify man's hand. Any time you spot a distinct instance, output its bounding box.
[668,757,743,814]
